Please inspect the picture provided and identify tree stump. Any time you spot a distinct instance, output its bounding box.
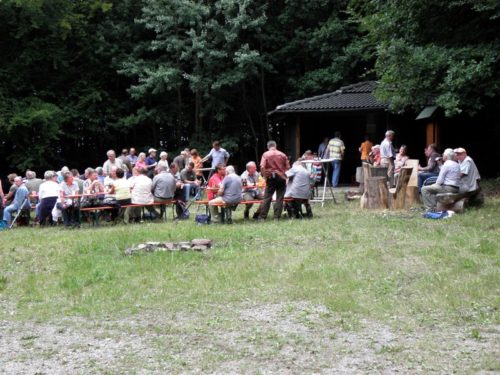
[388,167,412,210]
[356,166,364,193]
[361,176,388,209]
[361,164,387,195]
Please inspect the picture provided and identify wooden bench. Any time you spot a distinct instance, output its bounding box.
[80,200,177,225]
[195,198,295,223]
[436,189,483,213]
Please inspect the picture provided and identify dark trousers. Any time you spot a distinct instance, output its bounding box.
[38,197,58,225]
[57,203,80,227]
[257,176,286,219]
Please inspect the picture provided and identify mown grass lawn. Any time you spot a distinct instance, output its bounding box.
[0,192,499,373]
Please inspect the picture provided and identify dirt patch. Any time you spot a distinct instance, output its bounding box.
[0,302,498,374]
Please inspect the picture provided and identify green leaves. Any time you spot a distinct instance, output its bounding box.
[357,0,500,116]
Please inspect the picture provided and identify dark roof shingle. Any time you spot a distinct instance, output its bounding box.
[271,81,388,114]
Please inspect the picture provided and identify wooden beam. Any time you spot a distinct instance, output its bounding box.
[295,116,301,160]
[426,121,440,145]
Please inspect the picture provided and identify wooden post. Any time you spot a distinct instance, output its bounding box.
[363,176,389,209]
[295,116,301,161]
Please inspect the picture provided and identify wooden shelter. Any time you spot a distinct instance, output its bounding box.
[269,80,498,183]
[269,81,422,184]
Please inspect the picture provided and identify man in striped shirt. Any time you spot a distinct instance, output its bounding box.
[327,131,345,187]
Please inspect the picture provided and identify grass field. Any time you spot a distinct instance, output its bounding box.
[0,189,499,374]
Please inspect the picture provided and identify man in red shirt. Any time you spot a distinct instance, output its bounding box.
[207,164,226,200]
[255,140,290,220]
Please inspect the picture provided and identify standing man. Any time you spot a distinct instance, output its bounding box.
[201,140,230,169]
[359,135,373,163]
[317,137,330,159]
[421,149,461,211]
[380,130,396,187]
[255,140,290,220]
[327,131,345,187]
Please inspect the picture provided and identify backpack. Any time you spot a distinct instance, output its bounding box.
[195,214,210,225]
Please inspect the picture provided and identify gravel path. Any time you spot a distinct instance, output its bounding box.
[1,302,498,374]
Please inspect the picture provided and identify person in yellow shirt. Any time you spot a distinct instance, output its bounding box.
[359,135,373,163]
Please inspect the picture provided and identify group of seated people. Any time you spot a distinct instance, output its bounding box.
[360,136,482,212]
[0,140,316,228]
[204,160,313,223]
[419,147,482,211]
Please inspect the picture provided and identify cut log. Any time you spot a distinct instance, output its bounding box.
[361,164,388,195]
[389,167,412,210]
[404,159,421,207]
[356,166,364,193]
[437,198,467,214]
[362,176,388,209]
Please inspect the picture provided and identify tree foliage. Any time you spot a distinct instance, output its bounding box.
[0,0,498,173]
[354,0,500,115]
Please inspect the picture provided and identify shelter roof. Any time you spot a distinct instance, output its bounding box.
[270,81,388,114]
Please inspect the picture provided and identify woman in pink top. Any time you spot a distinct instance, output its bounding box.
[135,152,147,171]
[394,145,409,174]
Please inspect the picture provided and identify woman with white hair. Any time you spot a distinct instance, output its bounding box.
[421,148,461,211]
[37,171,60,225]
[135,152,147,171]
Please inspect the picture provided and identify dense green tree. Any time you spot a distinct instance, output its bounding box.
[353,0,500,116]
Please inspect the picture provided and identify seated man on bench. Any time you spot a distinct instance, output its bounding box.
[454,147,483,205]
[208,165,241,223]
[421,149,461,212]
[284,160,313,218]
[241,161,263,219]
[2,176,30,227]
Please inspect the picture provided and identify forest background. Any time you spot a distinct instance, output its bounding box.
[1,0,499,175]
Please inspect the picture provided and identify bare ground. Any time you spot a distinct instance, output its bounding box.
[0,302,498,374]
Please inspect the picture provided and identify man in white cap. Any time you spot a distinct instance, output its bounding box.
[454,147,481,194]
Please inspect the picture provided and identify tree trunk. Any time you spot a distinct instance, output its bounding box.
[177,86,183,142]
[242,83,259,161]
[361,176,388,209]
[259,38,271,141]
